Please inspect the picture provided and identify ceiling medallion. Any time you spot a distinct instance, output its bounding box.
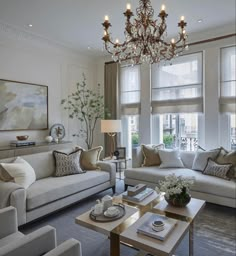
[102,0,188,64]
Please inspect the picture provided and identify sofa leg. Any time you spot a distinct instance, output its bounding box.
[112,186,116,194]
[124,184,129,191]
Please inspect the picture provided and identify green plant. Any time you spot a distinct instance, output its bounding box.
[163,134,174,148]
[61,74,110,149]
[132,132,139,145]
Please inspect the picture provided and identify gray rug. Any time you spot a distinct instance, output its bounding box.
[20,179,236,256]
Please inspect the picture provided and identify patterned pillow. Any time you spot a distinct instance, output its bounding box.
[215,147,236,179]
[141,144,164,167]
[203,158,232,180]
[53,150,85,177]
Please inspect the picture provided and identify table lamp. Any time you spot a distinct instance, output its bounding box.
[101,120,122,158]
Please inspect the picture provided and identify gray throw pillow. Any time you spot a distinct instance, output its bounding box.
[192,149,220,171]
[203,158,232,180]
[53,150,85,177]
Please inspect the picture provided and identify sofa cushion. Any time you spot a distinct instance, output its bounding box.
[76,146,103,170]
[53,150,85,177]
[192,149,220,171]
[215,147,236,179]
[0,157,36,189]
[26,171,110,210]
[125,167,235,198]
[20,152,56,180]
[203,158,232,180]
[159,149,184,168]
[180,151,195,169]
[141,144,164,167]
[0,231,24,247]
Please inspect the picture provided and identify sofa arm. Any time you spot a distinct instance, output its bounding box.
[10,189,26,226]
[0,206,17,239]
[0,226,56,256]
[44,239,82,256]
[132,146,143,168]
[97,161,116,186]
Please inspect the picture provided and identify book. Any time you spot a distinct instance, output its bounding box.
[127,184,147,196]
[10,141,36,147]
[137,213,177,241]
[122,187,154,202]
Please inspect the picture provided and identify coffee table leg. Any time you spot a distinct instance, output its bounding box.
[189,221,194,256]
[110,232,120,256]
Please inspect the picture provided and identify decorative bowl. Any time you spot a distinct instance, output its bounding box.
[16,135,29,141]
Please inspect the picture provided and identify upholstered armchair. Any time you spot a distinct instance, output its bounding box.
[0,206,82,256]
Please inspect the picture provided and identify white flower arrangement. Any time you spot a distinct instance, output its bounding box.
[155,174,195,199]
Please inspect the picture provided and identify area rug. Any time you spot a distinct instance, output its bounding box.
[20,179,236,256]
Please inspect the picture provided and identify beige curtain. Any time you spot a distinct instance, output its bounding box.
[104,62,119,156]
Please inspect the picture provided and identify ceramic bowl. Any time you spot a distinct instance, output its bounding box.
[16,135,29,141]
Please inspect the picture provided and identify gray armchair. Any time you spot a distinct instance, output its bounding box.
[0,207,82,256]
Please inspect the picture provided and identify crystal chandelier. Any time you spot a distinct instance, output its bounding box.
[102,0,188,64]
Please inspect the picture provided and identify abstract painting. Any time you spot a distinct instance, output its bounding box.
[0,79,48,130]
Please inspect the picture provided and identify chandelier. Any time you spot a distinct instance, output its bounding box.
[102,0,188,64]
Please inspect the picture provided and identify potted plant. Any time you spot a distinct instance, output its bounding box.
[156,174,195,207]
[61,74,110,149]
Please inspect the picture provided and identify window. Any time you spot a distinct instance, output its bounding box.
[120,65,141,158]
[230,114,236,150]
[151,52,203,150]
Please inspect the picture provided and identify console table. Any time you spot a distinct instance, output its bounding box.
[0,141,73,159]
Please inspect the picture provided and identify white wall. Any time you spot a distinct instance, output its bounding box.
[0,24,97,147]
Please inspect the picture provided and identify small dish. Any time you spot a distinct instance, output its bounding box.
[16,135,29,141]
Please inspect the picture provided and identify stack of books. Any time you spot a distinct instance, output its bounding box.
[122,184,154,202]
[10,140,36,147]
[137,213,177,241]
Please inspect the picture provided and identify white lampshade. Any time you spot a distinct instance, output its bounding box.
[101,120,122,133]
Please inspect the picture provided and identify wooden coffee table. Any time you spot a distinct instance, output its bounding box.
[75,193,205,256]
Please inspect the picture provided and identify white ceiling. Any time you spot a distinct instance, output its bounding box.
[0,0,235,56]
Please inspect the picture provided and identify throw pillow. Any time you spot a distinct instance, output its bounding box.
[158,149,184,168]
[0,157,36,189]
[76,146,103,170]
[203,158,232,180]
[0,165,13,182]
[53,149,85,177]
[192,149,220,172]
[141,144,164,167]
[215,147,236,179]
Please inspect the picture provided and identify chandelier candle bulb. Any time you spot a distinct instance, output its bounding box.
[161,4,165,11]
[104,15,109,21]
[171,38,175,44]
[127,3,131,10]
[181,16,185,21]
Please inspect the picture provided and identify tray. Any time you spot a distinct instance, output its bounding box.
[90,203,125,222]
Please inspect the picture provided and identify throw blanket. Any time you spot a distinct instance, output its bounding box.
[0,181,22,208]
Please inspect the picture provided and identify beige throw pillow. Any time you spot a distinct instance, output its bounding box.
[0,165,13,182]
[142,144,164,167]
[76,146,103,170]
[0,157,36,189]
[215,147,236,179]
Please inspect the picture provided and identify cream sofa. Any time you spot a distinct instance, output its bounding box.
[124,147,236,208]
[0,149,116,226]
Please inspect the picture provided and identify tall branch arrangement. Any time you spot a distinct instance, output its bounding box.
[61,74,109,149]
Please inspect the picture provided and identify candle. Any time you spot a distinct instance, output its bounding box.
[161,5,165,11]
[105,15,109,21]
[127,3,131,10]
[181,16,185,21]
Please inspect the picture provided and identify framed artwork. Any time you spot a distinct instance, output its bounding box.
[115,147,126,159]
[0,79,48,131]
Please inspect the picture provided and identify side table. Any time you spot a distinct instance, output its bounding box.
[103,158,129,179]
